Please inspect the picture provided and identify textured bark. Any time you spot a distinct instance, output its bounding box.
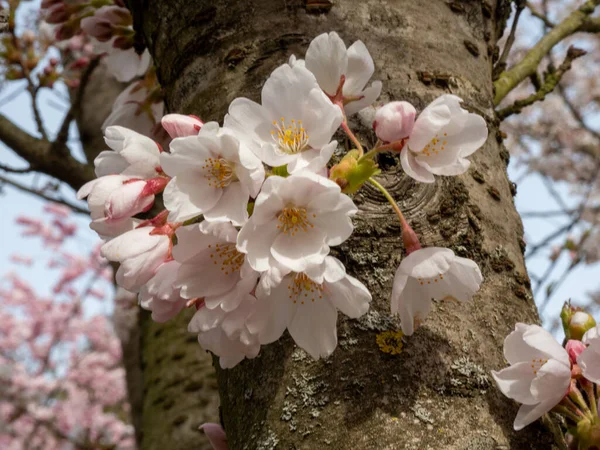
[130,0,555,448]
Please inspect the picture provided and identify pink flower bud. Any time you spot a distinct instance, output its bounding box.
[161,114,204,138]
[200,423,228,450]
[401,222,421,255]
[373,101,416,143]
[566,339,586,365]
[45,4,69,25]
[104,180,155,221]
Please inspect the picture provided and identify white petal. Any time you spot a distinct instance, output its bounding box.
[94,151,128,177]
[491,362,538,405]
[401,147,435,183]
[344,80,383,116]
[513,400,558,431]
[326,274,371,319]
[203,182,249,226]
[344,40,374,95]
[530,359,570,402]
[249,277,295,344]
[163,172,223,222]
[101,227,162,262]
[271,227,329,272]
[237,218,280,272]
[398,247,455,279]
[305,32,347,95]
[522,325,570,366]
[392,276,432,336]
[578,346,600,384]
[288,294,338,359]
[407,104,451,153]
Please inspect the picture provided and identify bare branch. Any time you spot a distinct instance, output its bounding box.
[497,46,587,119]
[494,0,600,105]
[526,2,555,28]
[0,112,95,190]
[493,0,527,80]
[26,83,48,141]
[0,174,89,214]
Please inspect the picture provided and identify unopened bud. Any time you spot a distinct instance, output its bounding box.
[55,23,77,41]
[566,339,586,365]
[373,101,416,143]
[161,114,204,139]
[562,302,596,341]
[45,4,69,24]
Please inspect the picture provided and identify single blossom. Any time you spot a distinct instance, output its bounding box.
[102,83,164,138]
[224,63,342,173]
[401,94,488,183]
[199,423,228,450]
[247,256,371,359]
[161,122,265,225]
[96,126,162,179]
[304,31,382,115]
[492,323,571,430]
[101,226,171,292]
[373,101,417,143]
[76,175,138,239]
[578,325,600,384]
[173,221,257,309]
[161,114,203,139]
[80,5,131,42]
[237,171,357,273]
[189,295,260,369]
[391,247,482,335]
[139,260,187,323]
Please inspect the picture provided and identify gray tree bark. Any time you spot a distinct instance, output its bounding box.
[128,0,555,448]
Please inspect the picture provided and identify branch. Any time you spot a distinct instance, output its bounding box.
[526,2,555,28]
[497,46,586,119]
[493,0,527,80]
[494,0,600,105]
[50,57,101,156]
[26,83,48,141]
[0,174,89,214]
[0,113,95,190]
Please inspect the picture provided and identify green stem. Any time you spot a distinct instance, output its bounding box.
[569,386,594,420]
[552,405,582,423]
[583,382,599,418]
[360,139,406,162]
[367,177,407,226]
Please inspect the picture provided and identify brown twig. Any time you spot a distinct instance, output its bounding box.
[493,0,527,80]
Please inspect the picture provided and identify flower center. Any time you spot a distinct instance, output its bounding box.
[271,117,309,155]
[287,273,324,305]
[208,243,244,276]
[277,206,315,236]
[202,157,236,188]
[530,358,548,375]
[421,132,448,157]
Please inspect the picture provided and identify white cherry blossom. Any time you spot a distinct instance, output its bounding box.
[492,323,571,430]
[247,256,370,359]
[97,126,162,178]
[101,226,171,292]
[173,221,257,310]
[224,63,342,173]
[304,31,382,115]
[189,296,260,369]
[373,101,416,143]
[401,94,488,183]
[161,123,265,225]
[139,260,187,323]
[578,325,600,384]
[102,83,164,138]
[391,247,483,335]
[237,171,357,273]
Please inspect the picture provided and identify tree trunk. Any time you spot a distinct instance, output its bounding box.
[129,0,555,448]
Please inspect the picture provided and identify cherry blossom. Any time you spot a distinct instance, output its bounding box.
[391,247,482,335]
[161,123,264,225]
[200,423,229,450]
[97,126,162,178]
[401,94,488,183]
[224,63,342,173]
[492,324,571,430]
[101,226,171,292]
[578,325,600,384]
[373,101,416,143]
[173,221,257,308]
[304,31,382,115]
[189,296,260,369]
[102,82,164,138]
[237,171,357,273]
[161,113,203,138]
[247,256,370,359]
[139,260,187,323]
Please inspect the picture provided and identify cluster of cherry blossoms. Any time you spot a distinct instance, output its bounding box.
[78,31,488,368]
[493,305,600,447]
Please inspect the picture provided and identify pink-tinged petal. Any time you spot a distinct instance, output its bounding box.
[392,276,432,336]
[101,227,162,262]
[103,46,151,83]
[249,277,295,344]
[344,80,382,116]
[172,224,219,263]
[400,147,435,183]
[407,104,451,153]
[271,227,329,272]
[90,216,137,239]
[583,325,600,344]
[398,247,455,279]
[566,340,586,364]
[199,423,228,450]
[302,89,343,150]
[237,218,280,272]
[344,40,375,95]
[163,172,223,222]
[288,293,338,359]
[503,323,549,366]
[105,181,153,221]
[188,305,226,333]
[326,274,371,319]
[161,114,203,138]
[203,182,249,226]
[522,326,570,366]
[177,253,240,299]
[578,346,600,384]
[530,359,570,402]
[491,362,538,405]
[94,151,128,177]
[374,101,417,143]
[513,400,558,431]
[305,32,348,95]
